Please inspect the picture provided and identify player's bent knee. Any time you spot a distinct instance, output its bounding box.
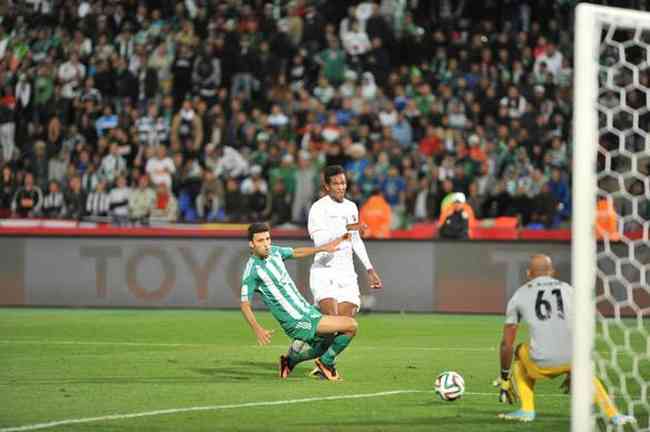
[347,317,358,336]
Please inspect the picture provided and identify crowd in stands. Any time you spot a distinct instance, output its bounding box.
[0,0,646,231]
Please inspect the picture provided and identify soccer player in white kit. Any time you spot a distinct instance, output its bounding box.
[275,165,382,379]
[308,165,383,318]
[496,255,635,426]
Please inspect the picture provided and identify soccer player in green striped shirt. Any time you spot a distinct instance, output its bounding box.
[241,222,358,381]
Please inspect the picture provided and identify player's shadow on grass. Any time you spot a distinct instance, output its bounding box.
[9,362,279,385]
[189,363,276,382]
[231,360,276,369]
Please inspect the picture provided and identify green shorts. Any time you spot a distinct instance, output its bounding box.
[284,307,323,343]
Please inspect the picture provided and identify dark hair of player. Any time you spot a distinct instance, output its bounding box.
[248,222,270,240]
[323,165,345,185]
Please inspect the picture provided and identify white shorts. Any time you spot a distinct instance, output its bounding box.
[309,267,360,307]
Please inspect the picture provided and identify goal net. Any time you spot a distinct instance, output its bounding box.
[573,4,650,432]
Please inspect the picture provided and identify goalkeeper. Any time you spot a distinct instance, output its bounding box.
[496,254,635,426]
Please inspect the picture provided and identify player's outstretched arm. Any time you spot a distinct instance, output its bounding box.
[240,301,274,345]
[292,233,351,258]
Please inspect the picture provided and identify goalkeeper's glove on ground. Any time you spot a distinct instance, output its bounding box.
[495,370,517,404]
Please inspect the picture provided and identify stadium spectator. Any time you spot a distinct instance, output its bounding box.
[95,105,118,138]
[438,193,475,240]
[64,175,87,221]
[290,151,317,224]
[380,165,405,209]
[129,174,156,225]
[317,38,346,86]
[230,38,259,102]
[530,183,559,228]
[269,179,293,227]
[150,182,178,223]
[58,52,86,122]
[534,41,563,79]
[213,145,249,180]
[171,99,203,151]
[241,165,269,222]
[414,175,439,221]
[135,103,162,148]
[357,164,378,201]
[81,162,100,194]
[360,188,391,238]
[48,150,68,185]
[0,165,16,218]
[99,142,127,185]
[222,177,244,222]
[418,125,442,158]
[548,167,570,220]
[86,179,110,218]
[12,172,42,218]
[41,180,65,219]
[269,153,297,199]
[28,140,49,191]
[145,145,175,188]
[196,169,223,222]
[452,164,471,196]
[109,175,130,226]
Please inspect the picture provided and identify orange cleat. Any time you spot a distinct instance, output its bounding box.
[314,359,342,381]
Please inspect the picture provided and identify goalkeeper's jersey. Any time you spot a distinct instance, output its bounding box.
[505,276,573,367]
[241,246,321,336]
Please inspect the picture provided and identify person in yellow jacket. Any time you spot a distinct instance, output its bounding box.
[360,189,392,239]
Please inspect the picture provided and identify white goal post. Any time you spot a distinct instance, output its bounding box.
[573,4,650,432]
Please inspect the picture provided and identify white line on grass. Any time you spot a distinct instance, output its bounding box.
[0,340,497,352]
[0,389,569,432]
[0,390,420,432]
[0,389,570,432]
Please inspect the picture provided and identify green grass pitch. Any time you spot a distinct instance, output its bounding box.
[0,309,646,431]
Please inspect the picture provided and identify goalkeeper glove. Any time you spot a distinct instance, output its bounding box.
[494,370,517,404]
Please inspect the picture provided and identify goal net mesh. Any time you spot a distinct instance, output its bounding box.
[594,17,650,431]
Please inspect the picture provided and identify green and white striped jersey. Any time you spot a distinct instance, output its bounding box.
[241,246,320,335]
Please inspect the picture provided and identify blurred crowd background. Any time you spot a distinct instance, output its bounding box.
[0,0,647,232]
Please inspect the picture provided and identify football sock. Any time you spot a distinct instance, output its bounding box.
[287,335,334,367]
[319,334,352,367]
[512,360,536,412]
[593,377,619,418]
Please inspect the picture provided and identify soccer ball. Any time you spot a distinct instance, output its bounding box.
[434,371,465,401]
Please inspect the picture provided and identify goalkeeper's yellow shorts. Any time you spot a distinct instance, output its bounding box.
[516,343,570,380]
